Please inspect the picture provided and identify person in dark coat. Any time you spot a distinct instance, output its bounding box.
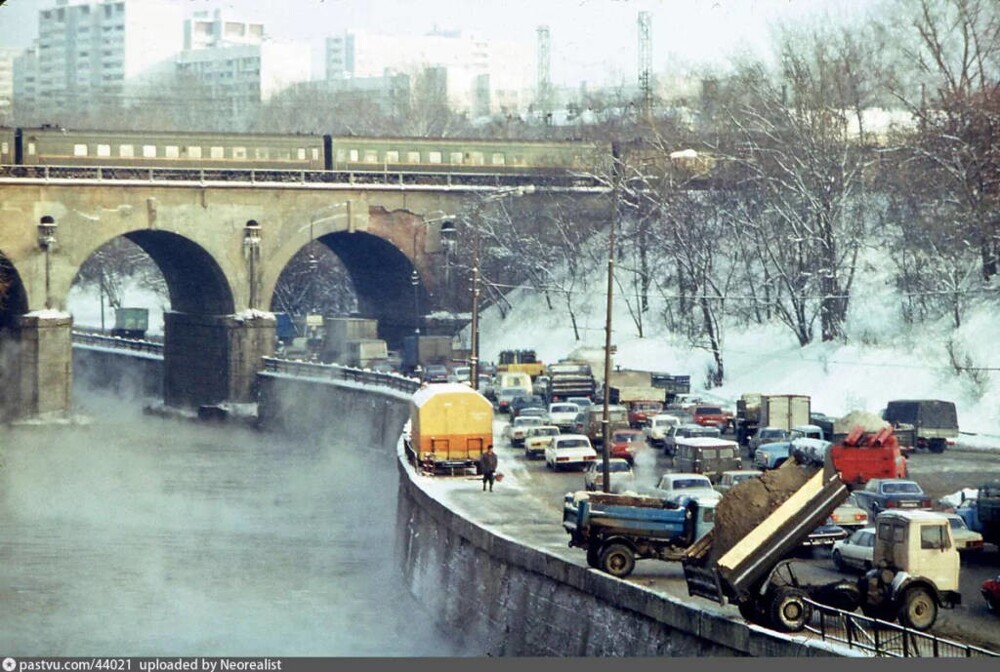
[479,445,498,492]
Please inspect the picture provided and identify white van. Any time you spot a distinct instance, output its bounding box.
[498,371,532,397]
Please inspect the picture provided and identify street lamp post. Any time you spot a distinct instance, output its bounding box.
[467,185,535,388]
[37,216,58,310]
[244,220,262,309]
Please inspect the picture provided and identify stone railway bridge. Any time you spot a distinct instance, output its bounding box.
[0,173,607,421]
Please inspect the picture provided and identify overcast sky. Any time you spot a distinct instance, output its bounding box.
[0,0,870,86]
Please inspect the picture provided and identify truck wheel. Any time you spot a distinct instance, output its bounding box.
[768,587,812,633]
[898,586,937,631]
[599,543,636,578]
[832,550,845,571]
[929,439,946,454]
[586,546,601,568]
[738,600,763,625]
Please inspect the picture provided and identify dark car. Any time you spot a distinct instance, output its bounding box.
[510,395,546,419]
[852,478,932,518]
[983,575,1000,615]
[422,364,449,383]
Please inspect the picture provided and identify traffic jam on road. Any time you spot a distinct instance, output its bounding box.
[404,349,1000,649]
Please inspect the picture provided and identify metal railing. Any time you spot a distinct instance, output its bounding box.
[805,599,1000,658]
[72,330,164,356]
[261,356,420,394]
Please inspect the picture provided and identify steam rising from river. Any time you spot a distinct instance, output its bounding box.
[0,387,472,656]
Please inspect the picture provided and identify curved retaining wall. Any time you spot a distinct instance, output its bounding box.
[71,349,847,657]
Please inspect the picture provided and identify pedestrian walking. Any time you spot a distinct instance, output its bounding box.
[479,445,498,492]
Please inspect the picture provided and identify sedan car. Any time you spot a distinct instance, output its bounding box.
[644,413,681,448]
[609,428,645,466]
[523,425,560,459]
[828,493,870,530]
[503,415,546,447]
[510,394,546,419]
[944,513,984,552]
[714,469,762,495]
[831,526,876,572]
[853,478,933,518]
[583,458,635,492]
[496,386,528,414]
[545,434,598,471]
[547,402,582,432]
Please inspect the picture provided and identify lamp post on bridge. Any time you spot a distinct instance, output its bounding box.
[244,220,262,310]
[37,216,58,310]
[467,185,536,388]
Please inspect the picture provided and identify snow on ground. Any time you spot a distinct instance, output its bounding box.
[476,249,1000,438]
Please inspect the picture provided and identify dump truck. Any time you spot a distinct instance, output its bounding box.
[562,490,716,577]
[546,360,597,402]
[497,349,545,379]
[681,449,961,633]
[407,383,493,474]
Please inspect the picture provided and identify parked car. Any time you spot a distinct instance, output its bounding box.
[662,423,721,457]
[523,425,560,459]
[643,413,681,448]
[642,472,722,504]
[691,404,733,431]
[748,427,789,459]
[754,441,792,470]
[545,434,598,471]
[852,478,933,518]
[944,513,985,552]
[503,415,546,447]
[496,386,528,414]
[829,493,870,530]
[583,458,635,492]
[983,575,1000,614]
[510,394,546,419]
[714,469,762,495]
[831,526,876,572]
[608,428,645,466]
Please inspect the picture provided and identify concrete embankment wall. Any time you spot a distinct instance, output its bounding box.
[71,349,844,657]
[73,346,163,399]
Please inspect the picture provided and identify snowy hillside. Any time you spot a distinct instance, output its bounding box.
[476,246,1000,437]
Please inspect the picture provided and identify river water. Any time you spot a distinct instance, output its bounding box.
[0,394,469,656]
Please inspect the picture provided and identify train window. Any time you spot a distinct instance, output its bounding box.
[297,148,306,160]
[97,144,111,157]
[363,150,378,163]
[210,146,224,159]
[119,144,134,158]
[406,151,420,163]
[385,150,399,163]
[468,152,484,165]
[255,148,269,160]
[142,145,156,158]
[27,142,36,156]
[73,144,88,157]
[188,146,202,159]
[428,151,442,164]
[1,142,8,155]
[348,149,359,162]
[233,147,247,160]
[165,146,180,159]
[311,148,320,161]
[449,152,463,164]
[492,153,506,166]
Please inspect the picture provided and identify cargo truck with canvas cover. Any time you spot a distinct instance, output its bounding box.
[408,383,493,474]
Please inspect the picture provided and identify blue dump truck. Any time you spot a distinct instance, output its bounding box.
[562,490,716,577]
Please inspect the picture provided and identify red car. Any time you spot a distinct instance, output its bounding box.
[692,404,733,431]
[628,400,663,429]
[609,429,644,466]
[984,575,1000,615]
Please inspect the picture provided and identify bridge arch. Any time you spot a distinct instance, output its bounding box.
[0,252,29,329]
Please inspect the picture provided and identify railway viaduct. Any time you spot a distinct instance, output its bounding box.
[0,174,606,421]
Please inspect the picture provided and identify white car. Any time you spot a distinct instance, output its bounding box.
[644,472,722,504]
[544,433,598,471]
[503,415,545,447]
[547,402,581,431]
[643,413,681,448]
[831,526,876,572]
[944,513,984,552]
[583,458,635,492]
[523,425,560,459]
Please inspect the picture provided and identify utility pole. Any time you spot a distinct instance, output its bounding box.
[601,145,621,494]
[536,25,552,121]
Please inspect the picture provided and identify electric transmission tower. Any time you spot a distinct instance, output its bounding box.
[638,11,652,120]
[536,25,552,120]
